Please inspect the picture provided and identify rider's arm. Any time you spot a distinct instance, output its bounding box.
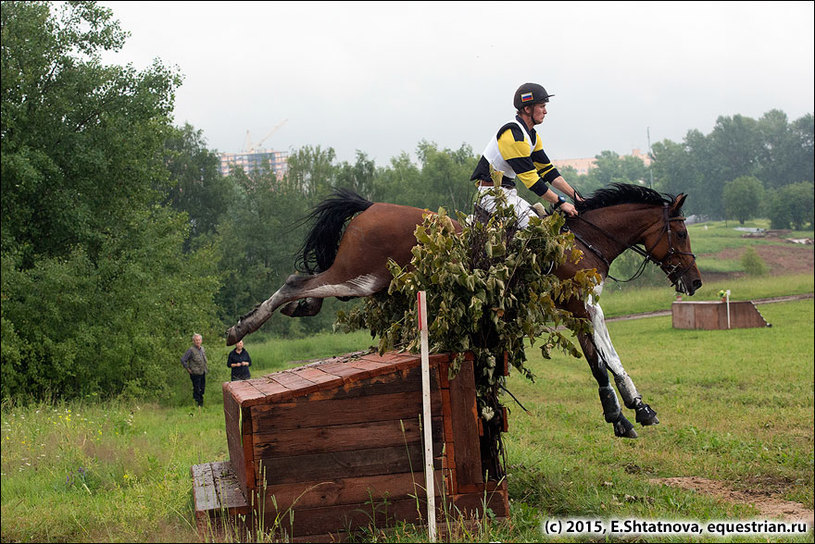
[549,176,583,202]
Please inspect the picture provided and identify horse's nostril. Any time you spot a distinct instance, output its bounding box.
[693,279,703,290]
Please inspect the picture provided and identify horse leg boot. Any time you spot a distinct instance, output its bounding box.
[578,331,637,439]
[598,385,638,438]
[613,372,659,426]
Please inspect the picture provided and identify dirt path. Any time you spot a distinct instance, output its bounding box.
[650,477,814,526]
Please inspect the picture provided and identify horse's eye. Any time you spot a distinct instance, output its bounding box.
[677,230,687,240]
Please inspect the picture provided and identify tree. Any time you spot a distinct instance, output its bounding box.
[335,151,375,199]
[163,123,234,244]
[650,111,813,220]
[577,150,649,194]
[285,145,337,199]
[1,1,181,264]
[1,1,222,400]
[767,182,814,230]
[723,175,764,225]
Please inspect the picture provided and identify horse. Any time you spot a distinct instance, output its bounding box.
[225,183,702,438]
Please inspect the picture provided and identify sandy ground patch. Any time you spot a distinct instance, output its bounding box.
[650,476,813,527]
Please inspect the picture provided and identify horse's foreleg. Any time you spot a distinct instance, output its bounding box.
[578,332,638,438]
[585,292,659,427]
[280,297,324,317]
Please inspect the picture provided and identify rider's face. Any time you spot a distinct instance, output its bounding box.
[531,102,547,124]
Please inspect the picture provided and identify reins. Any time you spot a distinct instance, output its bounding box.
[569,204,696,286]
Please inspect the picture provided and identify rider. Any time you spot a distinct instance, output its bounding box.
[470,82,582,227]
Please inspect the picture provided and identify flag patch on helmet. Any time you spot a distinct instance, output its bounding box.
[520,92,534,102]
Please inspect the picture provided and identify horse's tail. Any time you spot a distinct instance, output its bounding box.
[295,188,374,274]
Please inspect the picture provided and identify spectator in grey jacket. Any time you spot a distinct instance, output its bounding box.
[180,333,209,411]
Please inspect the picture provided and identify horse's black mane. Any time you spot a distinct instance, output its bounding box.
[575,183,676,213]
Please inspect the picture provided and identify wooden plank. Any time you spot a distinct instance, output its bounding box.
[438,361,450,389]
[248,377,290,397]
[269,371,321,394]
[274,479,506,539]
[452,480,509,518]
[278,496,427,538]
[440,389,454,442]
[730,301,770,328]
[257,444,444,485]
[291,366,345,390]
[258,366,423,404]
[312,360,369,380]
[448,358,483,487]
[251,389,442,433]
[262,470,445,511]
[225,380,267,406]
[210,461,251,514]
[222,389,251,497]
[191,462,219,514]
[254,417,444,459]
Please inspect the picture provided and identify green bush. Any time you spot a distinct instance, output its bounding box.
[741,246,768,276]
[768,182,815,229]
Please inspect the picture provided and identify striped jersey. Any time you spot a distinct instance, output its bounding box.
[470,116,561,197]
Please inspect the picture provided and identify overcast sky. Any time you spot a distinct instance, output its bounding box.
[98,1,814,166]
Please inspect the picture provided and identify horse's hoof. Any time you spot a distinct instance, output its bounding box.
[613,415,638,438]
[225,326,241,346]
[635,403,659,426]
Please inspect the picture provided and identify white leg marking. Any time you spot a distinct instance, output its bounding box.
[586,283,641,405]
[301,274,381,298]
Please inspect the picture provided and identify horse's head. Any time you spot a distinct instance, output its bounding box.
[640,193,703,295]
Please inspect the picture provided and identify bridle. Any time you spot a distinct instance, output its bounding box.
[569,204,697,287]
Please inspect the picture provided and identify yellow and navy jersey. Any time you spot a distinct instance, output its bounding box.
[470,116,560,197]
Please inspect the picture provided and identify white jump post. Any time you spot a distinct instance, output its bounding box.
[725,289,731,329]
[417,290,436,541]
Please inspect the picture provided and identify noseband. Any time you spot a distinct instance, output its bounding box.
[571,204,697,286]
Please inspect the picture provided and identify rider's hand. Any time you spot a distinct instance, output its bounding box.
[559,202,578,216]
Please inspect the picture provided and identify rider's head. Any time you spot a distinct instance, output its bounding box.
[514,82,553,126]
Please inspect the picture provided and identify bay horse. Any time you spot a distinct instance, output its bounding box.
[226,183,702,438]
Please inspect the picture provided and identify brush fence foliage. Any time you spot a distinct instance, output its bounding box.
[336,192,599,420]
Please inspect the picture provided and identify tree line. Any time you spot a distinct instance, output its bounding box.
[2,1,812,401]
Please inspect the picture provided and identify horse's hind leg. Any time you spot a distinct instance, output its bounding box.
[585,294,659,427]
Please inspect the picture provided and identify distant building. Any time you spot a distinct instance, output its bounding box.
[218,149,289,179]
[553,148,651,175]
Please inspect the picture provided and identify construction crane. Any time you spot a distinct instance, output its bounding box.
[243,119,288,153]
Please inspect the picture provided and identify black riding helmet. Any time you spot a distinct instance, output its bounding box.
[513,82,554,110]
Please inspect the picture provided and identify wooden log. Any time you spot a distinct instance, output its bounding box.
[448,359,483,487]
[451,480,510,519]
[256,444,444,485]
[253,417,444,459]
[278,496,427,538]
[261,470,445,511]
[223,386,253,496]
[251,389,442,433]
[273,480,508,539]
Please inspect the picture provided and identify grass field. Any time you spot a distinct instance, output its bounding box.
[2,222,813,542]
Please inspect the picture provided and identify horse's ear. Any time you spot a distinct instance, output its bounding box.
[672,193,687,213]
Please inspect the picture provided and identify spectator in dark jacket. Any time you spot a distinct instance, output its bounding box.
[227,340,252,381]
